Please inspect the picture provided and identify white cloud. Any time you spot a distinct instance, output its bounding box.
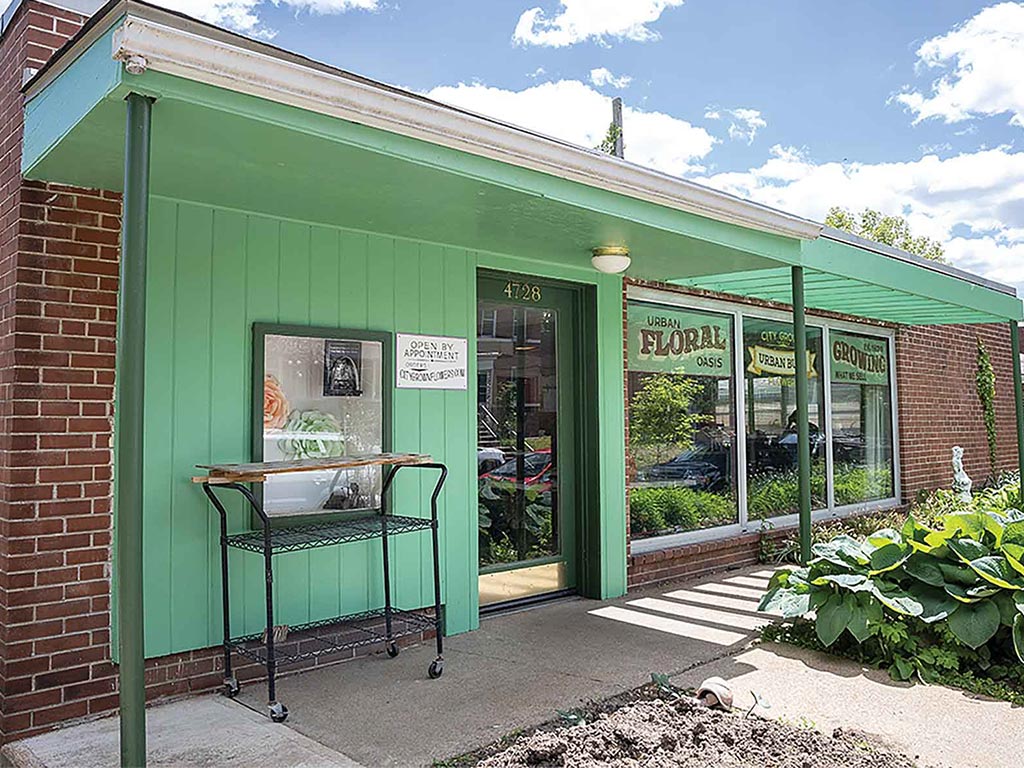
[589,67,632,89]
[424,79,716,176]
[896,2,1024,126]
[513,0,685,47]
[148,0,378,37]
[697,144,1024,293]
[705,106,767,144]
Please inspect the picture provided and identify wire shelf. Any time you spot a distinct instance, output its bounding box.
[228,608,436,666]
[224,513,433,554]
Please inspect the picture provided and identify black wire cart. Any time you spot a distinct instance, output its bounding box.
[194,454,447,723]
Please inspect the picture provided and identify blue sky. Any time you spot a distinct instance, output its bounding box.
[79,0,1024,292]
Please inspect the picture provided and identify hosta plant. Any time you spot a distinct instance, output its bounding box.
[759,507,1024,680]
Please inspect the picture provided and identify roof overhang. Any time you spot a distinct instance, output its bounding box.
[677,233,1023,324]
[25,0,820,242]
[19,0,1024,324]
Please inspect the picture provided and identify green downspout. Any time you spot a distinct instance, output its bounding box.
[791,267,812,564]
[1011,321,1024,492]
[117,92,153,768]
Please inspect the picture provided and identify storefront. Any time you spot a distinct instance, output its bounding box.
[5,0,1024,752]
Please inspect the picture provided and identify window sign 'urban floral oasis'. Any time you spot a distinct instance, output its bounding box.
[627,303,737,538]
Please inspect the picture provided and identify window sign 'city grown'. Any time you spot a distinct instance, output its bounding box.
[626,303,737,538]
[743,317,827,520]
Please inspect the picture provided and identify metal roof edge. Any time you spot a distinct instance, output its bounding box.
[821,226,1017,298]
[25,0,822,243]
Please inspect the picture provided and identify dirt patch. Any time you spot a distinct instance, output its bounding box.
[475,697,920,768]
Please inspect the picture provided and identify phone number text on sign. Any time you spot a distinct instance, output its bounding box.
[396,333,468,390]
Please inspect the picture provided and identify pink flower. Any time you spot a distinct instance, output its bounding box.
[264,375,289,430]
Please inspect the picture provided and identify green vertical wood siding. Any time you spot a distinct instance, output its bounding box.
[140,198,625,658]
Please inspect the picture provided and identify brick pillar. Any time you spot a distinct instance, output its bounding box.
[0,0,122,740]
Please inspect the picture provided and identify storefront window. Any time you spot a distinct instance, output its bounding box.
[743,318,826,519]
[626,303,737,538]
[830,331,894,504]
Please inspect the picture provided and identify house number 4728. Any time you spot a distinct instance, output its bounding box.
[503,280,542,302]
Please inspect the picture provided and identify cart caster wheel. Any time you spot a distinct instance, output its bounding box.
[269,702,289,723]
[386,641,399,658]
[428,659,444,679]
[223,677,240,698]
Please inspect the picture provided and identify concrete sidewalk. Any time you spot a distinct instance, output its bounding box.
[0,696,360,768]
[10,566,1021,768]
[237,567,776,766]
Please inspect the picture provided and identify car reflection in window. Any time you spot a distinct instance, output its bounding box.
[482,449,553,492]
[639,440,729,492]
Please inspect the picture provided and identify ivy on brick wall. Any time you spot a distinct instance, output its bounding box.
[976,337,998,475]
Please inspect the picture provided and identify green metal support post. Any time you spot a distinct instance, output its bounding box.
[792,266,812,564]
[1011,321,1024,489]
[117,92,153,768]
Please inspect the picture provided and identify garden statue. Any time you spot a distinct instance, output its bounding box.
[952,445,972,503]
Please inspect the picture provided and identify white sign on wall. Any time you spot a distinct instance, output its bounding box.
[396,333,468,390]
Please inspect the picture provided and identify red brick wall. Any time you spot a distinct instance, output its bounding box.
[0,0,121,739]
[895,322,1019,501]
[629,533,763,589]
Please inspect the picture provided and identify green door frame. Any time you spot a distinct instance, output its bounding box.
[476,271,603,599]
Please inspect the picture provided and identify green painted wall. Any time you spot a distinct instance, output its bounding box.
[141,197,626,658]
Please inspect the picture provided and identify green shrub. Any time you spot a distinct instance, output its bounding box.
[975,475,1022,514]
[629,486,734,535]
[747,464,892,521]
[761,507,922,566]
[746,465,830,520]
[629,489,668,534]
[833,465,893,505]
[759,492,1024,682]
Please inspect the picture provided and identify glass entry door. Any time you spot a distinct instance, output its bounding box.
[477,275,577,606]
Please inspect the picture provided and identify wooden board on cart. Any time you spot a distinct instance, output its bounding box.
[192,453,433,484]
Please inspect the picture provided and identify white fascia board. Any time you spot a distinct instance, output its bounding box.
[98,12,821,242]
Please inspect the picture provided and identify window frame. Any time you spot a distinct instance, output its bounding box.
[627,286,900,556]
[625,301,740,535]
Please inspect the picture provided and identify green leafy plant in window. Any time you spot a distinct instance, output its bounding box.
[628,373,708,466]
[478,478,553,565]
[628,486,735,535]
[976,337,998,477]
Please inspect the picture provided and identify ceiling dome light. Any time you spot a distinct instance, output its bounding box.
[591,245,631,274]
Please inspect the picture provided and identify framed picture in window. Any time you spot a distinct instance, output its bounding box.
[252,323,392,520]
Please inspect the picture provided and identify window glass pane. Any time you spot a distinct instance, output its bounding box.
[477,302,561,567]
[626,303,737,538]
[743,318,826,519]
[830,331,894,503]
[261,333,384,517]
